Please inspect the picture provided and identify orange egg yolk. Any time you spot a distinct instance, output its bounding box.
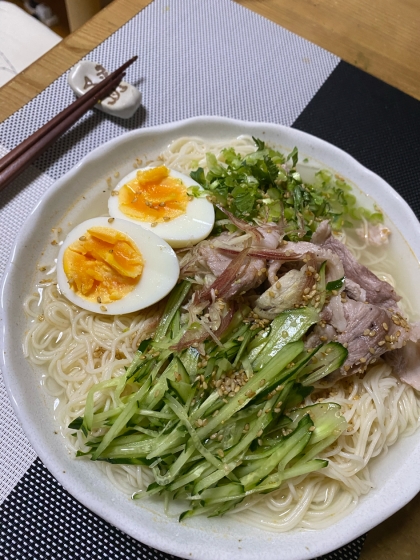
[63,226,144,304]
[117,166,189,223]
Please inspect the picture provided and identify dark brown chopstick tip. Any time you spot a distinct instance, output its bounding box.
[115,56,138,75]
[0,55,139,191]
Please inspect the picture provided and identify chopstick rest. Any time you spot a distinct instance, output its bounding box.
[68,61,141,119]
[0,56,137,192]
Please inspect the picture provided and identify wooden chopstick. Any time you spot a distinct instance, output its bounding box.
[0,73,124,190]
[0,56,138,191]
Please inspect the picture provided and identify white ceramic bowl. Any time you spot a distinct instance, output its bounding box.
[2,117,420,560]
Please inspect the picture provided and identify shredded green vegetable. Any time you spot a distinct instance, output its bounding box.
[71,281,348,520]
[190,137,383,241]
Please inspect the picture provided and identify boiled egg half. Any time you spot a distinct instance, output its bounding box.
[56,217,179,315]
[108,166,214,248]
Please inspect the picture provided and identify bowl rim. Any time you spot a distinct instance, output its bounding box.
[2,116,420,560]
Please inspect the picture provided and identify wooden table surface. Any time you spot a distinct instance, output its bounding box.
[1,0,420,558]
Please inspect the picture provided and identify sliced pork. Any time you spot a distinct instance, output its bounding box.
[267,260,283,285]
[254,267,308,319]
[311,220,331,245]
[317,297,411,376]
[218,241,344,285]
[321,295,347,332]
[178,219,419,389]
[322,235,400,309]
[383,342,420,390]
[344,278,366,302]
[356,223,391,246]
[179,226,283,303]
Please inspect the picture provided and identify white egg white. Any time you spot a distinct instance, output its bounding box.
[108,167,215,248]
[56,217,180,315]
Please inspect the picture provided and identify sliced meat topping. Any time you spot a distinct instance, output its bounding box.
[382,321,420,388]
[222,256,266,300]
[267,260,283,285]
[334,299,410,376]
[355,223,391,246]
[215,206,284,250]
[321,295,347,332]
[322,235,400,308]
[179,231,252,283]
[195,247,266,304]
[254,267,308,319]
[218,240,344,285]
[179,226,283,303]
[254,224,283,250]
[344,278,366,302]
[383,341,420,390]
[197,243,231,279]
[311,220,331,245]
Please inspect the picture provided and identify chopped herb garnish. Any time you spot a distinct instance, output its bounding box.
[191,138,383,241]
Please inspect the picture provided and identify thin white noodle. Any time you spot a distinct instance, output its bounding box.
[23,136,420,532]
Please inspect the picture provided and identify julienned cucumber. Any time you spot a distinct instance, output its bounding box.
[249,307,319,369]
[70,290,348,520]
[300,342,348,386]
